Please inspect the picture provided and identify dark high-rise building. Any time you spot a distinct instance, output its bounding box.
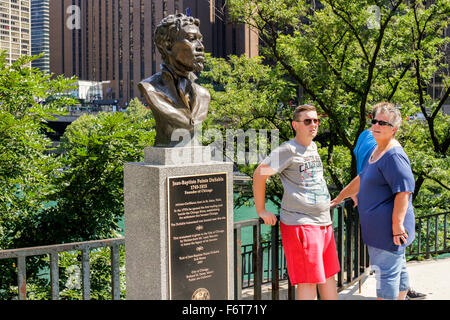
[31,0,50,73]
[49,0,258,106]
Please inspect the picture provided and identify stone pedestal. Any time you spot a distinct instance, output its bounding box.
[124,146,234,299]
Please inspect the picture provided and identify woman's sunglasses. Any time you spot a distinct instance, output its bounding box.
[371,119,393,127]
[295,118,320,125]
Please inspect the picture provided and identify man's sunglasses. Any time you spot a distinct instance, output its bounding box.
[295,118,320,125]
[371,119,393,127]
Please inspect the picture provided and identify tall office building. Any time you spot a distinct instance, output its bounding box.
[0,0,31,64]
[49,0,258,106]
[30,0,50,73]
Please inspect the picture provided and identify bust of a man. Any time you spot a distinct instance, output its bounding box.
[138,14,210,147]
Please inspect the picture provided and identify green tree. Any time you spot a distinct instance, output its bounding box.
[0,52,77,298]
[202,0,449,213]
[39,100,155,244]
[0,52,77,250]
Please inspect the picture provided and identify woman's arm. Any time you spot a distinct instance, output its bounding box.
[392,192,412,245]
[330,175,360,207]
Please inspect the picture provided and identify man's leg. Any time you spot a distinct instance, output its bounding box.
[297,283,317,300]
[318,276,338,300]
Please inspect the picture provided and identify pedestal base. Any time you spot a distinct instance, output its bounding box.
[124,146,234,299]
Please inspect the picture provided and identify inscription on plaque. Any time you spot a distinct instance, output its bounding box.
[167,173,228,300]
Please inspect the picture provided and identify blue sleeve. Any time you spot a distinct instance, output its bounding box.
[354,130,377,175]
[381,152,415,194]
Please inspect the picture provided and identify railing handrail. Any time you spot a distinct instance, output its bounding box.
[0,238,125,259]
[415,211,449,220]
[233,200,371,299]
[2,205,446,300]
[0,238,124,300]
[407,211,449,259]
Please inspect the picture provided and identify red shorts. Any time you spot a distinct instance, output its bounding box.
[280,223,340,285]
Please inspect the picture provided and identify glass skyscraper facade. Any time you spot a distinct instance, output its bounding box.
[30,0,49,73]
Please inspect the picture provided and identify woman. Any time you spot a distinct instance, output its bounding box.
[331,102,415,300]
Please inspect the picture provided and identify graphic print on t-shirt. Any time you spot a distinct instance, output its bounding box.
[298,155,330,205]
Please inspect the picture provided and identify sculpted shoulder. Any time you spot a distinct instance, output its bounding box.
[138,73,167,94]
[192,82,211,102]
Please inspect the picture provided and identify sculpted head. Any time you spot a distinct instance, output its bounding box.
[155,14,205,74]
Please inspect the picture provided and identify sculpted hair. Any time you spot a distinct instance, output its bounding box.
[154,13,200,62]
[293,104,316,121]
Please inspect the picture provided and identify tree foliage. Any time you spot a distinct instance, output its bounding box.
[0,50,155,298]
[41,99,155,244]
[203,0,449,213]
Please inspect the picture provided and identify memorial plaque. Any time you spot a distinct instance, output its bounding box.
[167,172,229,300]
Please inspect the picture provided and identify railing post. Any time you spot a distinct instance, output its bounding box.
[337,205,344,287]
[111,244,120,300]
[50,252,59,300]
[426,218,431,259]
[17,256,27,300]
[444,213,448,250]
[353,207,360,280]
[81,249,91,300]
[234,227,242,300]
[287,276,295,300]
[417,218,422,255]
[435,216,439,254]
[345,205,354,284]
[252,223,262,300]
[271,220,279,300]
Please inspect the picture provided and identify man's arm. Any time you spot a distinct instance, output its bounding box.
[253,163,278,225]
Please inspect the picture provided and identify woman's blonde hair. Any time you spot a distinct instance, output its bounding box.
[373,102,402,130]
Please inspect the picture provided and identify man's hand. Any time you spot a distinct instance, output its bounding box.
[258,210,278,226]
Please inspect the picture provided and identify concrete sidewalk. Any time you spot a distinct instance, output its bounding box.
[242,257,450,300]
[339,257,450,300]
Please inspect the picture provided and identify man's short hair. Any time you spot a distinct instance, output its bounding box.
[154,13,200,62]
[293,104,316,121]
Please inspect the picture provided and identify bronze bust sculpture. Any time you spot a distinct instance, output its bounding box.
[138,14,210,147]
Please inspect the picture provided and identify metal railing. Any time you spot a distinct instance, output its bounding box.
[233,200,370,299]
[0,238,125,300]
[407,211,450,259]
[5,205,447,300]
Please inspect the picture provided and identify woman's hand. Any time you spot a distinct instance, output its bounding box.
[393,223,408,246]
[330,194,344,207]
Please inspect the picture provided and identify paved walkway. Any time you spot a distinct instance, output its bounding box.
[242,257,450,300]
[340,256,450,300]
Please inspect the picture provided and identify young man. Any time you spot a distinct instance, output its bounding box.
[253,105,340,300]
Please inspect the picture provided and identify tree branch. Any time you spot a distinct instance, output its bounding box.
[326,1,371,64]
[316,44,364,96]
[387,62,413,101]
